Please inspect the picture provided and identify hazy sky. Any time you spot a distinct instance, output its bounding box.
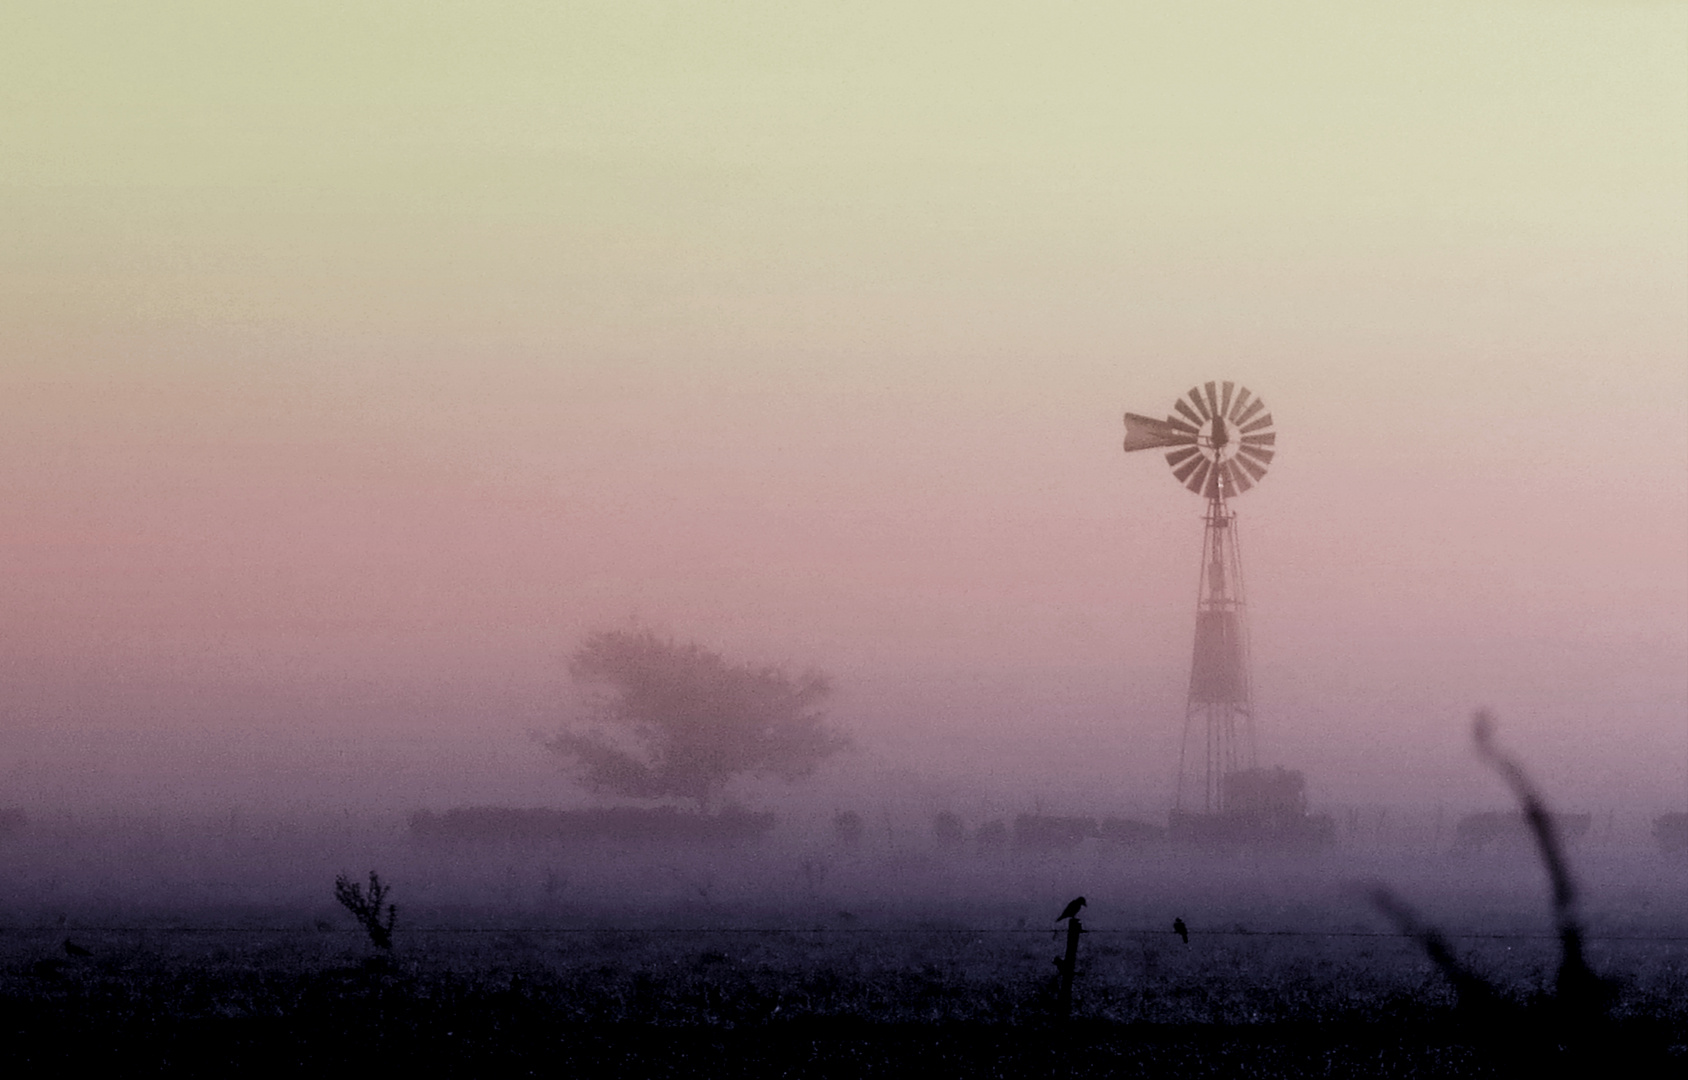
[1,2,1684,811]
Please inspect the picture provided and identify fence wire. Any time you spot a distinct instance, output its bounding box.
[7,925,1688,942]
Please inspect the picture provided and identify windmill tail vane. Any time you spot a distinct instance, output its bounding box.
[1121,413,1194,453]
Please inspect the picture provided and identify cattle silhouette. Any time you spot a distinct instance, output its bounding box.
[1454,810,1591,853]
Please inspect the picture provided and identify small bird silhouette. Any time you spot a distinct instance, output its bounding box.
[1057,896,1086,922]
[63,938,91,958]
[1173,917,1189,944]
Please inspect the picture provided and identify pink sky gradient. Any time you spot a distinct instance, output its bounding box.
[0,4,1683,813]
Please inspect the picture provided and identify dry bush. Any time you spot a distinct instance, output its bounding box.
[334,871,397,952]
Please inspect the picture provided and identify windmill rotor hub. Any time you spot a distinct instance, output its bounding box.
[1122,381,1274,500]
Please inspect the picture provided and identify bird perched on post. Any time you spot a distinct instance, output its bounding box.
[1173,917,1189,944]
[1057,896,1086,922]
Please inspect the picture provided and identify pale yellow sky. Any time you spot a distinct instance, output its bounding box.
[0,2,1683,808]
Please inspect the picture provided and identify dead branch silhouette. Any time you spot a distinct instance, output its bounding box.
[1366,886,1498,1015]
[1470,709,1603,1010]
[1370,710,1618,1063]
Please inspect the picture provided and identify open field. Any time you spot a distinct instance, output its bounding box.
[5,909,1685,1074]
[2,816,1686,1073]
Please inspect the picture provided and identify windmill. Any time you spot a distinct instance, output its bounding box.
[1121,382,1275,821]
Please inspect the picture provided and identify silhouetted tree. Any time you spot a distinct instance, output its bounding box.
[548,629,849,813]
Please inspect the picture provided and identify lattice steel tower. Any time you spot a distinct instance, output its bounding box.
[1120,382,1277,814]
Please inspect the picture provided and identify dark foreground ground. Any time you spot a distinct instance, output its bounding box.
[4,943,1684,1077]
[7,1015,1678,1078]
[7,999,1685,1077]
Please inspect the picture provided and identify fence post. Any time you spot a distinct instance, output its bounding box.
[1055,916,1083,1018]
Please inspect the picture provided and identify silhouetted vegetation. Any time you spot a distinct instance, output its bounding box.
[1371,711,1623,1067]
[1,914,1681,1075]
[334,871,396,951]
[547,629,850,812]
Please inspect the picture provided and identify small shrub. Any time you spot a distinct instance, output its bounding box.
[334,871,397,951]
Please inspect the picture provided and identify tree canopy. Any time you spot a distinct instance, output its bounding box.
[548,629,849,812]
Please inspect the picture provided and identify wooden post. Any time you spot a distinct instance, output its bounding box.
[1054,916,1082,1018]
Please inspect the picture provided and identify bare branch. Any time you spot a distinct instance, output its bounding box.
[1472,711,1575,916]
[334,871,397,951]
[1470,710,1598,1004]
[1367,885,1497,1011]
[1465,712,1606,1019]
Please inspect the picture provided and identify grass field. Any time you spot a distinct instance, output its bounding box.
[4,918,1683,1075]
[2,817,1686,1074]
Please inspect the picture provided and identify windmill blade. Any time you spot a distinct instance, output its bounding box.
[1123,413,1198,451]
[1186,387,1211,421]
[1173,398,1205,428]
[1186,457,1212,494]
[1237,455,1268,481]
[1119,382,1277,498]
